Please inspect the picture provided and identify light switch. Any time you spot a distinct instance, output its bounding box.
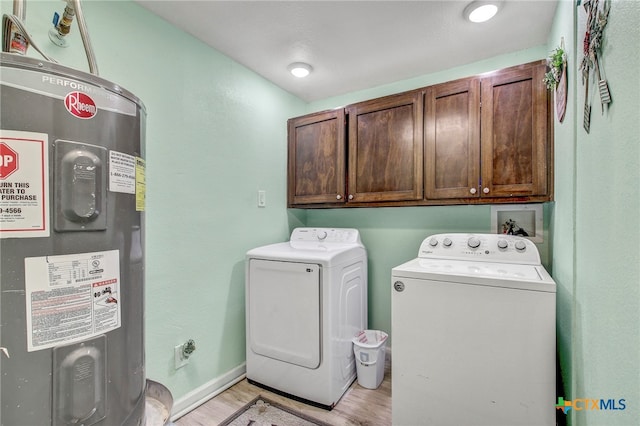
[258,190,266,207]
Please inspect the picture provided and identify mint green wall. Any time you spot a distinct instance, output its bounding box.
[6,1,639,421]
[549,1,640,424]
[1,0,306,403]
[547,0,577,413]
[572,0,640,424]
[305,48,554,342]
[308,46,549,113]
[304,205,551,341]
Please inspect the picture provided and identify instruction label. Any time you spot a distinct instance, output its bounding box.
[0,130,49,238]
[135,157,145,211]
[24,250,121,352]
[109,150,136,194]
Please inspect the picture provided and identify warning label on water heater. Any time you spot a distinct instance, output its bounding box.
[24,250,121,352]
[109,150,136,194]
[0,130,50,239]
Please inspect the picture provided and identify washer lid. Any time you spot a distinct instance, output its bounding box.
[392,258,556,293]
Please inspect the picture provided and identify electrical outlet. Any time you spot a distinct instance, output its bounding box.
[174,344,189,369]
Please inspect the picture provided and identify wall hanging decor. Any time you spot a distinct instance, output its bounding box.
[544,39,568,122]
[579,0,612,133]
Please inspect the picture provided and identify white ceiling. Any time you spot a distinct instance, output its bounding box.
[135,0,558,102]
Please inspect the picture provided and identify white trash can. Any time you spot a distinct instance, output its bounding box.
[352,330,388,389]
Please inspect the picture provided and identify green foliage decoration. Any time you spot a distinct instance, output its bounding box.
[543,47,566,90]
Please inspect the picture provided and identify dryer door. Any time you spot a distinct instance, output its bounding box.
[248,259,321,369]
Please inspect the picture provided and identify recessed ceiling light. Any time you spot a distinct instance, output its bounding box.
[288,62,312,78]
[464,1,501,23]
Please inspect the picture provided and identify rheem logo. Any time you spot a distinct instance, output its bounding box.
[0,142,18,179]
[64,91,97,119]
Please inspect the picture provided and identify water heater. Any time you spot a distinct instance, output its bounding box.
[1,52,147,425]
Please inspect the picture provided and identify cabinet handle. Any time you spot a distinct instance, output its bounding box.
[483,187,490,194]
[470,188,477,195]
[348,194,354,200]
[336,194,342,200]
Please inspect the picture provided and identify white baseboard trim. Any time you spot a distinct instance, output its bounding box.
[170,363,246,421]
[170,348,391,420]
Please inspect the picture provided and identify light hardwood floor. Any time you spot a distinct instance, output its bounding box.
[175,358,391,426]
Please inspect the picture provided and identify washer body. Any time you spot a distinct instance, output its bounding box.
[246,228,367,409]
[391,233,556,426]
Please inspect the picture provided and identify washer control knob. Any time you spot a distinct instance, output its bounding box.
[428,237,438,247]
[515,240,527,251]
[443,237,453,247]
[467,237,481,249]
[394,281,405,292]
[317,230,328,240]
[497,239,508,250]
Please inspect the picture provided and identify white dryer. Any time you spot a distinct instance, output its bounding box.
[245,227,367,409]
[391,233,556,426]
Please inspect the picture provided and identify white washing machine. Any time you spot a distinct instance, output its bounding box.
[391,233,556,426]
[245,227,367,409]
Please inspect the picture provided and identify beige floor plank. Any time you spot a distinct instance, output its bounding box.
[175,358,391,426]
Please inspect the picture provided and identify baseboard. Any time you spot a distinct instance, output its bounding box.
[170,347,390,420]
[170,363,246,421]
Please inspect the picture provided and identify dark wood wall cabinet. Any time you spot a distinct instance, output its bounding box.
[287,109,346,205]
[346,90,424,203]
[287,60,553,208]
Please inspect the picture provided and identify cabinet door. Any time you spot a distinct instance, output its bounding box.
[347,90,423,203]
[287,109,346,206]
[481,62,549,197]
[425,78,480,199]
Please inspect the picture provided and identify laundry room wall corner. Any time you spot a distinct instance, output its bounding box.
[0,0,309,408]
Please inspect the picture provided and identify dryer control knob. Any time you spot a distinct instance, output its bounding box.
[468,237,481,249]
[317,230,328,240]
[443,238,453,247]
[497,239,508,250]
[429,237,438,247]
[515,240,527,251]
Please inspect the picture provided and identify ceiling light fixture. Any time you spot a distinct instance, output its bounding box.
[288,62,312,78]
[464,1,501,23]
